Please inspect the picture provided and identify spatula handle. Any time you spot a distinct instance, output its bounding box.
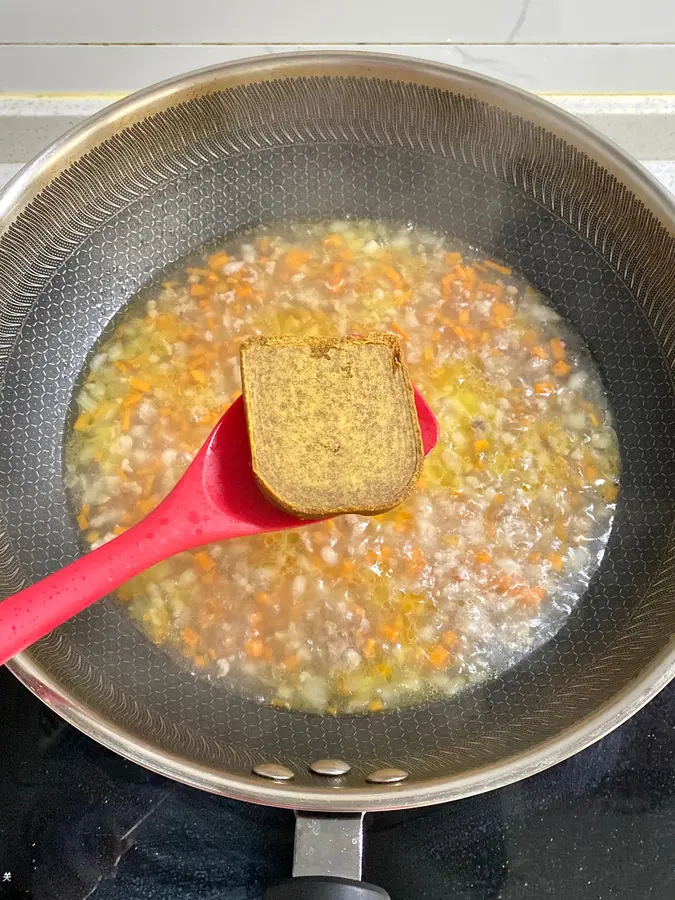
[0,506,184,665]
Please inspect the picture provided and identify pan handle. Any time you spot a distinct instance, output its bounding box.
[263,813,391,900]
[263,876,389,899]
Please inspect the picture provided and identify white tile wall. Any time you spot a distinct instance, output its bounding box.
[2,0,675,95]
[4,0,675,44]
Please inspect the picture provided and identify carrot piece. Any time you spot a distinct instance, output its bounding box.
[381,265,404,288]
[427,645,450,668]
[256,592,275,607]
[363,637,377,659]
[530,345,548,359]
[441,630,459,649]
[190,283,208,298]
[129,377,151,392]
[368,699,384,712]
[73,413,91,432]
[182,627,200,648]
[283,249,309,270]
[283,654,299,670]
[550,338,566,360]
[191,369,208,385]
[378,624,400,642]
[444,251,462,266]
[548,553,564,572]
[76,503,90,530]
[473,439,490,454]
[208,251,230,271]
[517,586,546,607]
[389,321,409,340]
[552,360,572,377]
[322,233,343,249]
[441,272,456,298]
[492,302,512,324]
[528,551,543,564]
[327,262,346,293]
[473,549,492,565]
[194,550,216,573]
[458,308,471,325]
[244,638,264,658]
[484,260,512,275]
[534,382,556,396]
[113,525,127,536]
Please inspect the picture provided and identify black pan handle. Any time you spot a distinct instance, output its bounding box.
[263,876,390,899]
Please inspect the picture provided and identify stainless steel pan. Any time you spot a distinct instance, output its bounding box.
[1,53,674,898]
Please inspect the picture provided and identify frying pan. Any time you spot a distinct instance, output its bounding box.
[1,52,675,899]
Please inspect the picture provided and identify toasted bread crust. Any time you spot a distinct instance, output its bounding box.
[240,334,423,518]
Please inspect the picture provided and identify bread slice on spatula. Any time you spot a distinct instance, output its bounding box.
[240,333,423,518]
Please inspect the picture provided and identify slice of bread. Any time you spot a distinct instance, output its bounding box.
[240,334,423,518]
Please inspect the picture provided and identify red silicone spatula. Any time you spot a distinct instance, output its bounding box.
[0,389,439,665]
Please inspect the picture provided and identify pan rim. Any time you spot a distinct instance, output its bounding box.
[3,49,675,810]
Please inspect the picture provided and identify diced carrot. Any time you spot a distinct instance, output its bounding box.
[390,321,409,340]
[363,637,377,659]
[585,465,599,481]
[516,586,546,607]
[441,630,459,649]
[441,272,456,298]
[376,662,393,679]
[550,338,566,361]
[244,638,264,658]
[283,654,299,670]
[492,302,512,324]
[327,262,346,292]
[322,233,343,249]
[208,251,230,271]
[552,360,572,377]
[190,283,208,297]
[378,623,400,642]
[548,553,564,572]
[495,573,515,594]
[76,504,90,530]
[283,249,309,270]
[473,549,492,565]
[484,260,512,275]
[444,251,462,266]
[256,592,275,607]
[73,413,91,432]
[182,627,199,648]
[530,345,548,359]
[368,699,384,713]
[113,525,127,536]
[129,377,151,392]
[600,484,620,503]
[191,369,208,385]
[427,645,450,668]
[473,439,490,453]
[194,550,216,573]
[458,308,471,325]
[381,265,404,288]
[534,382,556,396]
[528,551,543,564]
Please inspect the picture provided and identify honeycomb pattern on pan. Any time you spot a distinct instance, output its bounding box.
[0,75,675,790]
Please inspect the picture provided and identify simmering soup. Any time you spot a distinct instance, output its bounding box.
[66,220,620,714]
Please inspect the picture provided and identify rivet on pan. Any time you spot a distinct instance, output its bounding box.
[252,763,295,781]
[310,758,352,776]
[366,768,409,784]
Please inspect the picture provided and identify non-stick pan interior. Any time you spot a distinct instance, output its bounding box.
[1,61,675,805]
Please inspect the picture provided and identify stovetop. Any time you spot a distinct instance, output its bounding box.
[0,668,672,900]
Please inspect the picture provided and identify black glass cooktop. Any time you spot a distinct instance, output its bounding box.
[0,667,672,900]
